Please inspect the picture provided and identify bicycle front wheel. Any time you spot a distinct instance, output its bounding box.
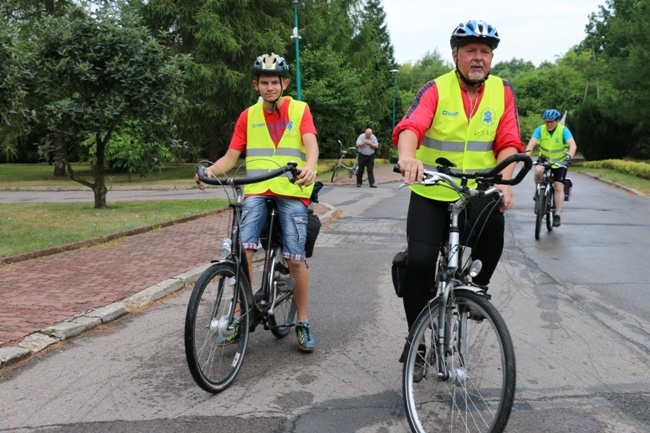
[545,189,554,232]
[534,191,544,240]
[269,253,297,338]
[331,166,340,183]
[184,262,251,393]
[403,290,516,433]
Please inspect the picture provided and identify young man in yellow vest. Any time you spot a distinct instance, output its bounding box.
[525,109,578,227]
[392,20,524,381]
[204,53,319,352]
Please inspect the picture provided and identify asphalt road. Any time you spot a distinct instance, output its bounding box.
[1,171,649,432]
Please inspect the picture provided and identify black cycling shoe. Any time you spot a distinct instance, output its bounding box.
[553,215,561,227]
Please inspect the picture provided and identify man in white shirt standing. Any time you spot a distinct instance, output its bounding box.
[355,128,379,188]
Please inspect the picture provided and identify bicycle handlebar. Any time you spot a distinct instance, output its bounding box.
[337,139,357,153]
[394,153,533,191]
[533,157,569,169]
[196,162,300,187]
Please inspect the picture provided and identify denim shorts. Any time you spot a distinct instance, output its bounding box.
[241,196,308,261]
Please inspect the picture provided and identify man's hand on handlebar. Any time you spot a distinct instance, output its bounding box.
[565,154,572,165]
[397,156,424,185]
[497,184,514,212]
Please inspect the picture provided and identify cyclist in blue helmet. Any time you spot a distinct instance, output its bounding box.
[392,19,523,381]
[449,19,500,87]
[525,109,578,227]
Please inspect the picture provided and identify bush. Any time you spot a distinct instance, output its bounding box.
[583,159,650,180]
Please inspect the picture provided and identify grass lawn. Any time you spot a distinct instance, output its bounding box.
[572,166,650,195]
[0,199,227,258]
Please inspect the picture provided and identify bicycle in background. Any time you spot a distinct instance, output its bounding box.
[330,139,360,183]
[533,157,570,240]
[185,162,302,393]
[397,153,532,433]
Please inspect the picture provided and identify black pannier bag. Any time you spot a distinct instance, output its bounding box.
[391,249,408,297]
[305,209,321,258]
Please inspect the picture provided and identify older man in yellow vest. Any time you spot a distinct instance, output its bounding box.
[392,20,524,381]
[205,53,319,352]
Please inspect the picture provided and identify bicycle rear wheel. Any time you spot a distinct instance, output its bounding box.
[331,166,340,183]
[184,262,250,393]
[403,290,516,433]
[269,252,297,338]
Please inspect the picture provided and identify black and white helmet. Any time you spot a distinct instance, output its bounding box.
[253,53,290,76]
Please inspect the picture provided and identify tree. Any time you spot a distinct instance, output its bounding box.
[138,0,294,162]
[0,22,32,162]
[349,0,397,156]
[300,47,364,157]
[491,58,535,82]
[34,4,186,208]
[576,0,650,158]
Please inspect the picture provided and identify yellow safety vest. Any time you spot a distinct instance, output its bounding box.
[539,123,567,167]
[245,97,313,199]
[412,71,504,201]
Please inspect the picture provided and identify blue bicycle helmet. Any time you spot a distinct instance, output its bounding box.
[253,53,290,76]
[542,109,561,121]
[450,20,500,49]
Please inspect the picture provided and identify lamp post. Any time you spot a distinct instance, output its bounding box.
[291,0,302,101]
[390,69,399,129]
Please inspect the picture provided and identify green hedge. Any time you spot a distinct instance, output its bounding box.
[583,159,650,180]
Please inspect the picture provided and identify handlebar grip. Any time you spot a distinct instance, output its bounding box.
[472,153,532,186]
[497,153,533,186]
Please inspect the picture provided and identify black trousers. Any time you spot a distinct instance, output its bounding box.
[356,153,375,185]
[402,192,504,330]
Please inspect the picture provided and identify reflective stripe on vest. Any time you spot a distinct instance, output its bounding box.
[539,123,567,166]
[412,71,505,201]
[245,97,313,199]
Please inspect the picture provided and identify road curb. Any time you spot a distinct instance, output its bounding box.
[0,202,338,369]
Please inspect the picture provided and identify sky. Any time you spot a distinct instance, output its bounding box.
[381,0,605,67]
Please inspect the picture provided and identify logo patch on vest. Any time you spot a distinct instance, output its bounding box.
[252,122,266,128]
[479,108,496,127]
[442,110,459,117]
[287,120,295,131]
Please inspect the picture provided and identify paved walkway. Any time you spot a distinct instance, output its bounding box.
[0,164,401,367]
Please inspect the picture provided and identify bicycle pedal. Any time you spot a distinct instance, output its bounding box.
[276,278,296,293]
[254,289,266,302]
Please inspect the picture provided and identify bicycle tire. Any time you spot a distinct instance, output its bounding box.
[184,262,251,393]
[534,190,544,240]
[331,166,340,183]
[269,251,297,338]
[546,189,554,232]
[403,290,516,433]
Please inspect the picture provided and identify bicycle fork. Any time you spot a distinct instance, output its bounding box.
[432,280,469,387]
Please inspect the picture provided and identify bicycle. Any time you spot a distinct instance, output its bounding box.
[185,162,304,393]
[397,153,532,433]
[330,139,360,183]
[532,157,568,240]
